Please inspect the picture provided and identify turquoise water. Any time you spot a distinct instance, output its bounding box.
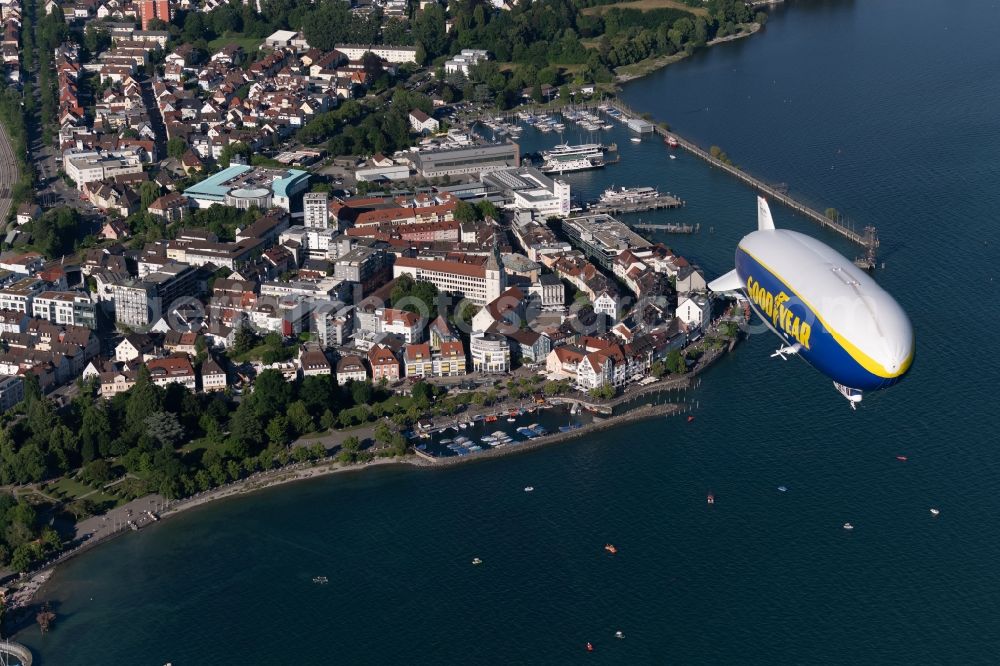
[22,1,1000,663]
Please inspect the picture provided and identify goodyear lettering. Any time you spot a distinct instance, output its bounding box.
[745,276,812,350]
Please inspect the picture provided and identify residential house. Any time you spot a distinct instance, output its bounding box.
[335,354,368,384]
[368,343,400,383]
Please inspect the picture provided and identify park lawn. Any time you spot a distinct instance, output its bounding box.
[45,476,99,501]
[581,0,707,16]
[207,35,264,52]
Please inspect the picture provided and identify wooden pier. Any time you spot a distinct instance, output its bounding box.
[586,194,684,215]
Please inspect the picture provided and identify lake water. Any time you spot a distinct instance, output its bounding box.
[22,1,1000,663]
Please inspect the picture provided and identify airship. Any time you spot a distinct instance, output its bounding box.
[708,197,914,408]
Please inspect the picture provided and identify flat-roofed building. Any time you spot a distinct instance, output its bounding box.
[113,263,201,328]
[0,278,45,313]
[411,142,520,178]
[183,165,311,212]
[392,253,504,307]
[470,331,510,373]
[303,192,330,229]
[31,291,97,328]
[482,166,571,217]
[63,149,143,189]
[561,213,652,270]
[334,44,418,64]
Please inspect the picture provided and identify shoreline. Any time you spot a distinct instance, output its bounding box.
[615,22,763,84]
[13,365,717,626]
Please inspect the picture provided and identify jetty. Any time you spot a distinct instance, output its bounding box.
[630,222,698,234]
[586,193,683,215]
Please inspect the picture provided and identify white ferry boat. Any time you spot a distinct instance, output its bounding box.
[599,186,659,203]
[542,143,604,160]
[540,155,605,173]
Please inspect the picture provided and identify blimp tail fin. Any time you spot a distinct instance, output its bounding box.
[708,269,743,293]
[757,196,775,231]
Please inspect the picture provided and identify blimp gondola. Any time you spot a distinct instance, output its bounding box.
[708,197,914,408]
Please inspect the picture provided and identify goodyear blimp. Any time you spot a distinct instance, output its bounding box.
[708,197,914,408]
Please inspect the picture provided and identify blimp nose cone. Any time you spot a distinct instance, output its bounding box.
[881,319,915,379]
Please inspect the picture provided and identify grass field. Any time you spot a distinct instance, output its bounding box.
[45,476,98,500]
[581,0,707,16]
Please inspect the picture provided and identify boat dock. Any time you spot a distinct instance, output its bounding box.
[586,194,684,215]
[630,222,699,234]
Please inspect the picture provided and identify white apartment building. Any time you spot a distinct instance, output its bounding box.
[334,44,418,63]
[470,331,510,373]
[392,255,504,307]
[63,149,144,189]
[303,192,330,229]
[0,278,45,313]
[31,291,97,328]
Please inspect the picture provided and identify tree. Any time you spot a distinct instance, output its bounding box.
[477,199,498,220]
[139,181,161,210]
[82,459,112,486]
[145,411,186,448]
[232,323,259,355]
[167,137,187,159]
[218,141,251,168]
[266,415,292,445]
[350,380,373,406]
[253,370,292,418]
[454,200,479,224]
[287,400,314,436]
[413,3,448,60]
[666,349,686,374]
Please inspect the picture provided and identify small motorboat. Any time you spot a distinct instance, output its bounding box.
[524,486,534,492]
[843,522,854,530]
[707,493,715,505]
[614,631,624,639]
[896,455,908,461]
[507,417,516,422]
[472,557,483,565]
[604,544,617,554]
[777,486,788,492]
[630,137,641,143]
[930,508,940,517]
[669,154,677,160]
[586,642,594,652]
[687,415,695,423]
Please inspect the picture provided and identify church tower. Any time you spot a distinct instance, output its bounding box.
[484,236,505,304]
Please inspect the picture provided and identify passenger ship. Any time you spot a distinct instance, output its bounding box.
[599,186,659,204]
